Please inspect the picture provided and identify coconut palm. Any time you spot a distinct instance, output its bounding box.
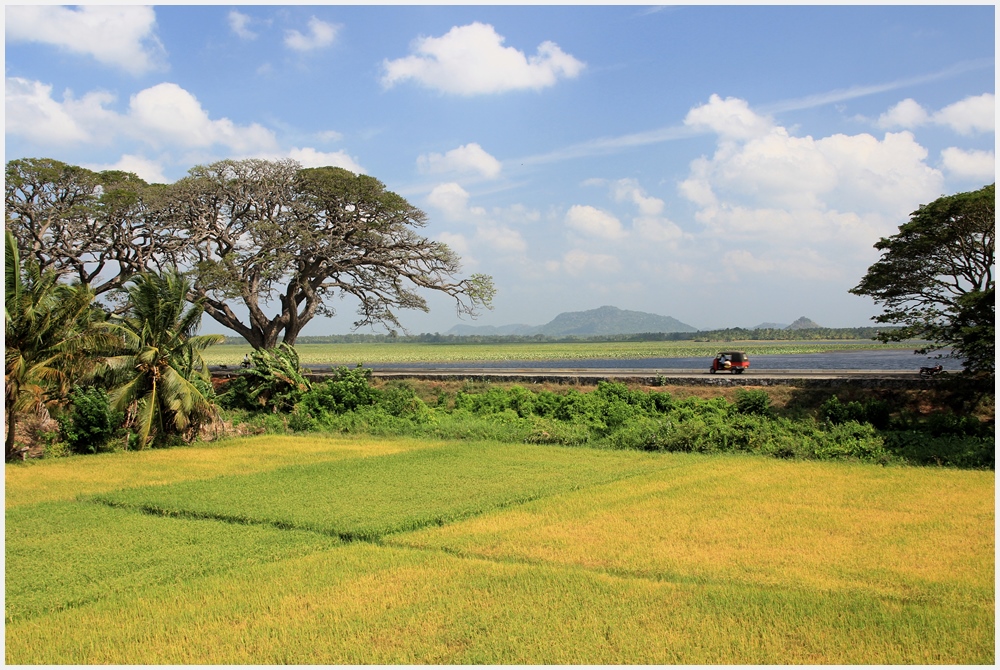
[103,269,224,448]
[4,231,109,459]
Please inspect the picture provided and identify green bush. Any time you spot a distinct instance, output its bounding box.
[377,384,430,419]
[733,389,772,416]
[217,343,310,412]
[223,376,991,469]
[819,395,890,429]
[524,417,592,446]
[59,386,124,454]
[882,431,994,469]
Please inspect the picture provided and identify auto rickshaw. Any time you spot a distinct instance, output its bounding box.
[710,351,749,374]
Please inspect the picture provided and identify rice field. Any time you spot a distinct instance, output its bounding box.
[5,435,994,664]
[204,339,915,367]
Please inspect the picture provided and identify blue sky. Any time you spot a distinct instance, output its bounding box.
[5,4,996,335]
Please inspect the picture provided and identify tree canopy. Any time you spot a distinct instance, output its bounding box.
[4,158,178,301]
[850,183,995,379]
[5,157,495,349]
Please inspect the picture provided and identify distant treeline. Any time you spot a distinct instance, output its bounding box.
[221,327,886,346]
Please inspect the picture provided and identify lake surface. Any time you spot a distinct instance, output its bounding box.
[366,349,964,372]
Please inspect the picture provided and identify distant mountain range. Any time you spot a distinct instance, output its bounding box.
[448,306,697,337]
[449,308,825,337]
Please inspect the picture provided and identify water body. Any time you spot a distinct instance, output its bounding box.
[366,349,964,372]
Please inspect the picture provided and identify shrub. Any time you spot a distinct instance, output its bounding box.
[603,416,671,451]
[819,395,891,429]
[524,417,591,446]
[59,386,124,454]
[377,384,430,419]
[217,343,310,412]
[323,365,380,411]
[734,389,772,416]
[882,430,994,469]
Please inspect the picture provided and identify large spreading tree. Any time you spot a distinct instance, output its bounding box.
[165,159,495,349]
[5,157,495,349]
[4,158,180,302]
[850,183,995,379]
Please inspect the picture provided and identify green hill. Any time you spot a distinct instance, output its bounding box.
[448,306,697,337]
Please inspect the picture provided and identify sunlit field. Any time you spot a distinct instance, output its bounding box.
[6,435,993,664]
[205,340,915,367]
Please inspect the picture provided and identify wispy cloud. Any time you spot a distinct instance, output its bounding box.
[517,125,695,166]
[761,59,994,114]
[514,60,993,167]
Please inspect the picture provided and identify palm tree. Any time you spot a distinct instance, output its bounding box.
[102,270,225,448]
[4,231,109,459]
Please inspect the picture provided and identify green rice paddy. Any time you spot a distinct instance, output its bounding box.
[6,435,994,664]
[204,339,915,367]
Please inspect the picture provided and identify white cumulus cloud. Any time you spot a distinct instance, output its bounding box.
[610,179,685,246]
[684,94,773,140]
[285,17,339,52]
[612,178,664,216]
[683,115,941,221]
[5,77,92,144]
[427,182,475,221]
[426,182,528,260]
[5,78,281,157]
[940,147,996,180]
[932,93,995,135]
[127,83,278,153]
[679,94,946,280]
[417,143,502,179]
[285,148,365,174]
[876,98,929,129]
[382,22,585,95]
[86,155,170,184]
[5,5,164,75]
[477,224,528,254]
[565,205,626,240]
[876,93,994,135]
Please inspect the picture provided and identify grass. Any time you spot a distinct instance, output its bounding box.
[204,339,915,367]
[6,435,994,664]
[4,434,428,508]
[91,443,675,540]
[5,501,339,623]
[395,456,994,598]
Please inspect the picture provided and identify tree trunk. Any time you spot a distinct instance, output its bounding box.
[5,407,18,462]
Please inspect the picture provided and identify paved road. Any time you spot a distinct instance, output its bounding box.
[365,367,922,379]
[210,366,943,386]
